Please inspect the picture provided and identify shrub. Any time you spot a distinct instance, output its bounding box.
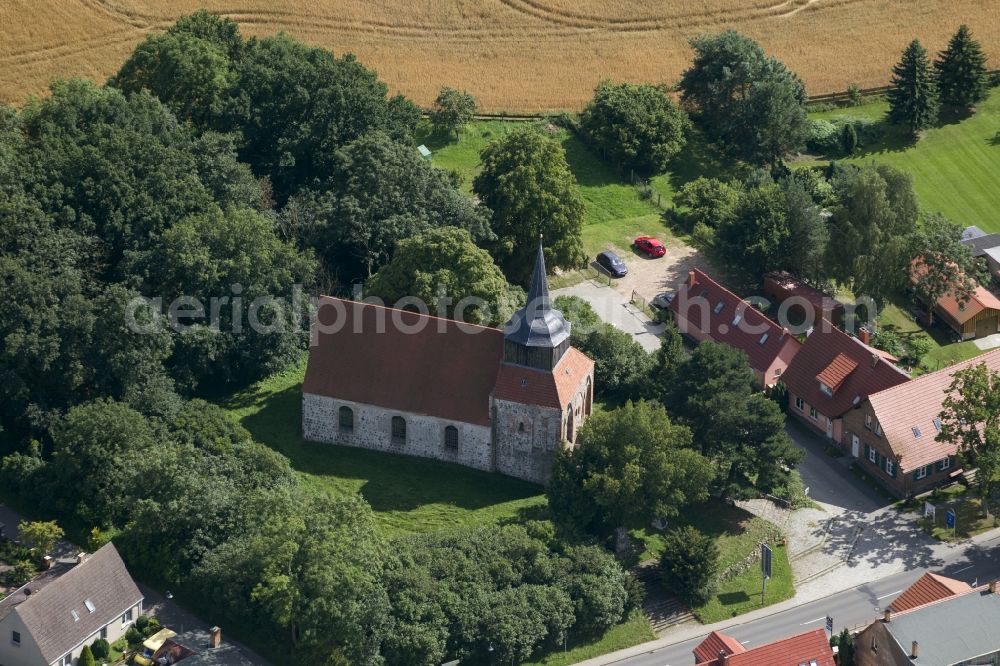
[0,560,36,588]
[135,614,151,632]
[806,119,839,153]
[90,638,110,660]
[691,222,716,250]
[841,123,859,154]
[659,526,720,606]
[78,645,96,666]
[847,83,864,106]
[124,626,143,648]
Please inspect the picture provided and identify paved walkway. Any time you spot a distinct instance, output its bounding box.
[975,333,1000,350]
[553,280,662,352]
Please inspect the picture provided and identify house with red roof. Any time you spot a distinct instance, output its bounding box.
[670,270,802,389]
[912,259,1000,340]
[764,271,845,327]
[887,572,972,613]
[302,244,594,484]
[843,348,1000,497]
[782,323,909,443]
[691,628,835,666]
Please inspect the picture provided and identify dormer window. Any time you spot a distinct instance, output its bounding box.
[875,422,883,437]
[819,381,833,396]
[714,301,724,314]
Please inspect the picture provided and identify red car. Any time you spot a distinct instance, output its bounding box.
[634,236,666,258]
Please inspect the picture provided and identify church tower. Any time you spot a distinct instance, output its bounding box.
[490,242,594,484]
[502,242,572,368]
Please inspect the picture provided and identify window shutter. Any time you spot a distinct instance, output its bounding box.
[914,469,921,481]
[864,443,870,459]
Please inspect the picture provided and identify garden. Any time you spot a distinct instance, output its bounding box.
[908,484,1000,542]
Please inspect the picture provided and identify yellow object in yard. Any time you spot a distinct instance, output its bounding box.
[133,628,176,666]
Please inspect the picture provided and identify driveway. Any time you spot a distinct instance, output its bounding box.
[595,238,716,305]
[553,280,662,352]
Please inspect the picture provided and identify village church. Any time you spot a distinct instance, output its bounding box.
[302,245,594,484]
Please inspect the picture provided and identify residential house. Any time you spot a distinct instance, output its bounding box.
[302,244,594,484]
[854,579,1000,666]
[154,627,258,666]
[692,627,835,665]
[912,258,1000,340]
[843,348,1000,497]
[670,269,802,389]
[763,271,845,326]
[782,323,909,442]
[0,543,143,666]
[960,226,1000,280]
[887,572,972,613]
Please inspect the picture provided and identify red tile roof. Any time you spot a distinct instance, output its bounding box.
[493,347,593,409]
[693,631,746,663]
[764,271,845,318]
[866,348,1000,471]
[782,322,909,419]
[911,259,1000,325]
[694,629,835,666]
[816,353,858,393]
[670,269,801,380]
[303,297,504,426]
[890,572,973,613]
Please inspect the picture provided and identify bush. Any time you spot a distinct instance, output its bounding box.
[659,526,720,606]
[78,645,96,666]
[847,83,864,106]
[135,614,150,632]
[90,638,110,660]
[124,626,143,648]
[806,119,839,153]
[0,560,37,588]
[841,123,859,154]
[691,221,716,250]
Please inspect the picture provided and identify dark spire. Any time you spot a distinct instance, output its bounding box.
[503,240,570,351]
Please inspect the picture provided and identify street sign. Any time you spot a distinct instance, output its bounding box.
[761,544,773,580]
[946,509,957,529]
[924,501,936,519]
[825,616,833,634]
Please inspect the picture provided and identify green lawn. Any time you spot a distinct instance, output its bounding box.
[916,485,1000,541]
[522,610,655,666]
[694,544,794,624]
[416,120,689,261]
[223,356,546,535]
[805,87,1000,231]
[877,301,985,375]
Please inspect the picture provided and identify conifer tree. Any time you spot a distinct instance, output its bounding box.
[887,39,939,136]
[935,25,989,111]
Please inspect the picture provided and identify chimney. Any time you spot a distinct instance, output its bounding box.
[781,327,790,340]
[989,580,998,594]
[42,555,53,570]
[911,640,919,658]
[76,552,87,565]
[687,271,698,289]
[719,649,730,666]
[209,626,221,649]
[858,326,871,345]
[884,608,892,623]
[872,353,880,368]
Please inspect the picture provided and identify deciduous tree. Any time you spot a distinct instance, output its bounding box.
[429,87,477,139]
[17,520,64,557]
[910,213,980,325]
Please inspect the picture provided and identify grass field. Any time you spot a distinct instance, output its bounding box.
[3,1,999,112]
[806,87,1000,232]
[224,356,547,535]
[419,119,681,262]
[876,301,985,375]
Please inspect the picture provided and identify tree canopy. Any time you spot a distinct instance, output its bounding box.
[679,30,809,165]
[935,25,990,112]
[887,39,939,135]
[580,81,690,176]
[473,127,586,285]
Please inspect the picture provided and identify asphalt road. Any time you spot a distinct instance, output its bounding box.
[602,534,1000,666]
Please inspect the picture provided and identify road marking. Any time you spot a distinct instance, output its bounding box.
[953,564,974,573]
[741,641,750,645]
[876,590,903,600]
[801,616,826,625]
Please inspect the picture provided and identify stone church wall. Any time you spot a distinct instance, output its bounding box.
[492,399,563,484]
[303,393,493,472]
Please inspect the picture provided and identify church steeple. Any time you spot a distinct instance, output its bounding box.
[503,241,571,369]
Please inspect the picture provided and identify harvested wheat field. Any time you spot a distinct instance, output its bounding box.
[1,0,998,112]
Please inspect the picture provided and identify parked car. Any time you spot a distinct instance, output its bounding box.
[596,251,628,278]
[133,627,177,666]
[650,292,674,311]
[634,236,666,258]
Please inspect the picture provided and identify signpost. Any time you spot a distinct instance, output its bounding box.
[825,616,834,635]
[946,508,957,538]
[761,543,773,605]
[924,501,936,520]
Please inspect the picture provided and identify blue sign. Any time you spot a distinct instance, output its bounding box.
[761,544,773,579]
[826,616,833,634]
[946,509,957,529]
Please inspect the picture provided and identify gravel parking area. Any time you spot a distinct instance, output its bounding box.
[597,239,716,304]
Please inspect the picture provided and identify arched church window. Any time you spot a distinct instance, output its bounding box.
[444,426,459,450]
[391,416,406,444]
[338,406,354,432]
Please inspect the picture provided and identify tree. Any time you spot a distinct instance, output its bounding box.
[841,122,859,154]
[679,30,809,165]
[474,127,586,285]
[90,638,111,660]
[658,526,719,606]
[17,520,64,557]
[716,181,790,278]
[825,164,919,308]
[547,401,713,556]
[580,81,690,176]
[78,645,96,666]
[284,132,491,282]
[574,324,653,401]
[935,25,990,112]
[429,87,477,138]
[366,226,522,326]
[938,363,1000,516]
[832,628,855,665]
[674,177,740,231]
[779,176,829,283]
[910,213,980,325]
[887,40,939,136]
